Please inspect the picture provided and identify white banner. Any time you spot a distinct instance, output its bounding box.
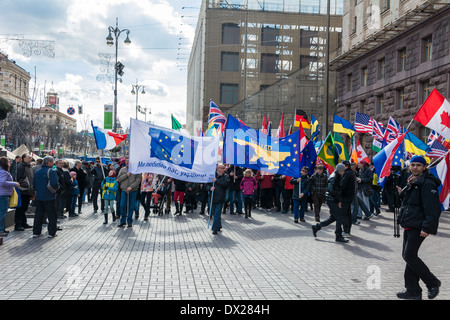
[128,118,220,183]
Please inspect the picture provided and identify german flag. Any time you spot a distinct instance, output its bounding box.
[294,109,311,129]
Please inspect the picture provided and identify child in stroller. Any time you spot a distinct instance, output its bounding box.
[148,182,170,217]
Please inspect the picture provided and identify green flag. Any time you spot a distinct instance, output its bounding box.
[171,114,182,131]
[333,132,349,161]
[318,132,337,168]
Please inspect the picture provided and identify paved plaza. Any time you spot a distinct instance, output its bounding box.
[1,202,449,302]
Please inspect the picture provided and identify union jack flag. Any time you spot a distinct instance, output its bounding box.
[428,130,446,145]
[386,116,401,143]
[354,112,372,133]
[426,139,449,158]
[372,118,386,142]
[208,100,227,132]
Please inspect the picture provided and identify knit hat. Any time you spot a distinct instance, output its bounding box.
[69,171,77,178]
[410,155,427,165]
[336,163,345,173]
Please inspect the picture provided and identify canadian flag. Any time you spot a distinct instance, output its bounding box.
[351,136,370,164]
[414,89,450,140]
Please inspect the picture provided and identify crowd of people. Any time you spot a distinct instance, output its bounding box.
[0,153,444,299]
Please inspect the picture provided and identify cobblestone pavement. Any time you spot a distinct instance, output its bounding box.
[0,201,449,302]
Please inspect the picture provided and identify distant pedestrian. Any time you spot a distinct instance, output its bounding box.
[396,155,442,300]
[10,155,21,181]
[311,163,349,243]
[290,166,311,223]
[70,160,86,215]
[91,157,108,213]
[0,157,20,237]
[310,164,327,222]
[15,153,34,231]
[116,158,141,227]
[184,182,199,214]
[208,164,230,235]
[32,156,59,238]
[69,171,80,217]
[101,170,118,224]
[340,161,356,237]
[240,169,257,218]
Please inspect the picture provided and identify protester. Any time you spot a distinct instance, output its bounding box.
[272,174,284,212]
[310,164,327,222]
[55,159,70,219]
[173,179,187,215]
[91,157,108,214]
[140,172,156,218]
[83,161,93,203]
[226,165,243,215]
[70,160,87,215]
[396,155,442,300]
[15,153,34,231]
[240,169,257,218]
[385,165,402,213]
[256,171,273,211]
[157,175,173,214]
[116,158,141,227]
[369,162,381,216]
[356,160,374,220]
[62,161,72,214]
[10,155,21,181]
[101,170,118,224]
[69,171,80,217]
[340,160,356,237]
[184,182,199,214]
[312,163,349,243]
[0,157,19,237]
[290,166,311,223]
[198,182,210,215]
[32,156,59,238]
[281,175,294,213]
[208,164,230,235]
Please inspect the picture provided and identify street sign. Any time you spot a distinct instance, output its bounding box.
[67,107,75,115]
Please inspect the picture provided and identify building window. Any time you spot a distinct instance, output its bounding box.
[300,29,318,48]
[353,16,357,34]
[377,95,384,114]
[421,127,431,144]
[220,83,239,105]
[421,80,433,102]
[345,105,351,119]
[382,0,390,11]
[378,58,385,80]
[361,67,368,87]
[261,25,279,46]
[260,53,279,73]
[360,100,366,114]
[398,48,407,72]
[347,73,353,92]
[397,88,405,110]
[222,23,240,45]
[423,35,433,62]
[221,52,239,72]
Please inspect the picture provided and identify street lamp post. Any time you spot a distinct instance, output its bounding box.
[131,80,145,119]
[106,17,131,132]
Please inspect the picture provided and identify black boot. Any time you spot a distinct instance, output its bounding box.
[179,204,184,215]
[175,202,180,215]
[311,223,321,237]
[111,211,116,222]
[248,203,252,217]
[103,214,108,224]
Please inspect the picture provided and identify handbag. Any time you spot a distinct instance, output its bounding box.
[47,169,58,194]
[9,188,18,208]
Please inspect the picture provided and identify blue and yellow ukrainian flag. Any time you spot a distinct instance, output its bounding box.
[333,115,355,137]
[404,132,432,162]
[311,114,320,142]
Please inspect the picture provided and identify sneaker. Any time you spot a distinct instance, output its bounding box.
[342,232,351,238]
[397,290,422,300]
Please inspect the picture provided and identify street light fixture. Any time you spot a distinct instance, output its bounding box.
[106,17,131,132]
[131,80,145,119]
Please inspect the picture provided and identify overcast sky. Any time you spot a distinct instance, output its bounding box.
[0,0,200,132]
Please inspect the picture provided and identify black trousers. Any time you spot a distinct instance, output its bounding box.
[91,181,104,211]
[282,189,293,212]
[15,193,31,228]
[33,200,57,236]
[340,200,352,234]
[321,200,346,237]
[140,191,152,216]
[402,228,440,295]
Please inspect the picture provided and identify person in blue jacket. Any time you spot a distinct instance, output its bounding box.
[101,170,118,224]
[32,156,60,238]
[69,171,80,217]
[290,166,311,223]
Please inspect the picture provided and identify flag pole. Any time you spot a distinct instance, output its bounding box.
[207,181,215,229]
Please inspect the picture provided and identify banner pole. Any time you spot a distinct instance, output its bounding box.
[207,181,215,229]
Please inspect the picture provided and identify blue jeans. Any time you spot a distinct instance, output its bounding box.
[293,199,307,220]
[229,190,242,213]
[0,195,9,232]
[210,202,224,231]
[70,195,78,216]
[120,190,137,225]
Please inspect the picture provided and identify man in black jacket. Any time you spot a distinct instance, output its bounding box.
[226,165,243,214]
[208,165,230,235]
[15,153,34,231]
[340,161,356,237]
[91,157,108,213]
[396,155,442,300]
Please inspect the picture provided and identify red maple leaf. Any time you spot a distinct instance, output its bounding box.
[440,111,450,129]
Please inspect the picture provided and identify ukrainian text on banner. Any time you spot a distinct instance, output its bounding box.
[128,118,220,183]
[223,115,301,178]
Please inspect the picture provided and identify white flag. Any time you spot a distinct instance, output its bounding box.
[128,118,220,183]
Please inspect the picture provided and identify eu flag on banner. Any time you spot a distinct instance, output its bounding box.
[148,128,198,170]
[223,115,301,177]
[300,140,317,175]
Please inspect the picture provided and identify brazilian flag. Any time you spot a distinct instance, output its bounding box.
[333,132,349,161]
[318,132,338,168]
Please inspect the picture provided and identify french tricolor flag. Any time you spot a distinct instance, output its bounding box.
[373,132,407,179]
[429,152,450,210]
[91,121,127,150]
[414,89,450,140]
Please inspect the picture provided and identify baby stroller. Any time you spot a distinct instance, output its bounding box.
[149,183,169,216]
